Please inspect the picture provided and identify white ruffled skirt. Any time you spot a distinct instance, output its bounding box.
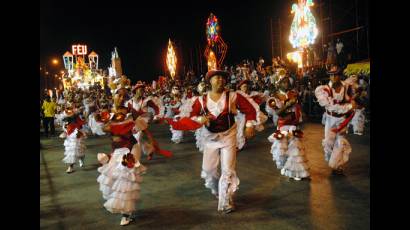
[268,133,288,169]
[62,130,86,165]
[281,137,310,179]
[97,148,147,215]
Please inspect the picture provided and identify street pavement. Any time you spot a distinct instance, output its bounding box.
[40,121,370,230]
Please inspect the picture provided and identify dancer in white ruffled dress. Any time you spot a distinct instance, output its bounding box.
[345,75,367,135]
[235,80,268,150]
[165,86,184,144]
[97,106,148,226]
[125,84,169,160]
[193,82,207,152]
[267,71,310,180]
[61,109,87,173]
[178,81,208,152]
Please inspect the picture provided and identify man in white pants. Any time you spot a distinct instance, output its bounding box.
[315,65,357,175]
[185,70,262,213]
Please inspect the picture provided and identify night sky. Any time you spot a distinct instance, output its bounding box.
[40,0,368,83]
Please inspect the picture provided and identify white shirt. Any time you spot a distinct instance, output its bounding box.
[204,91,233,117]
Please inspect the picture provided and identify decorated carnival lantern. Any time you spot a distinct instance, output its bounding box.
[63,51,74,71]
[204,13,228,71]
[288,0,318,69]
[88,51,99,70]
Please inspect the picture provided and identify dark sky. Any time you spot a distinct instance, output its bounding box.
[40,0,367,83]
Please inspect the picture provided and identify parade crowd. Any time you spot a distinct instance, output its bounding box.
[40,55,370,225]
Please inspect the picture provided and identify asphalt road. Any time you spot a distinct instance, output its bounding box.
[40,121,370,230]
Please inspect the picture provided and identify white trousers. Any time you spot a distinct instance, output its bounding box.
[200,126,240,211]
[323,115,352,169]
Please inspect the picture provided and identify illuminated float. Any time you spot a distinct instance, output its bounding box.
[61,44,104,90]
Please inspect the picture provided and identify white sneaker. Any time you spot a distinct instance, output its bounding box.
[66,166,74,173]
[280,168,285,175]
[120,217,132,226]
[293,177,301,181]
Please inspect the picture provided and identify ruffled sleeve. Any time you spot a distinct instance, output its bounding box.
[314,85,353,114]
[315,85,333,108]
[235,91,265,127]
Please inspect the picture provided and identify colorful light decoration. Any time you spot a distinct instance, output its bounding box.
[206,13,220,47]
[166,39,177,79]
[289,0,318,49]
[204,13,228,71]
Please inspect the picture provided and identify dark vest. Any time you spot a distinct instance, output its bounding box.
[202,92,235,133]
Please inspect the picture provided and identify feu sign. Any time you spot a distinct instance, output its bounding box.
[72,45,88,56]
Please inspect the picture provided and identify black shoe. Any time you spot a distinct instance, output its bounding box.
[332,168,344,175]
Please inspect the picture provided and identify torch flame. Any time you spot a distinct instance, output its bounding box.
[166,39,177,79]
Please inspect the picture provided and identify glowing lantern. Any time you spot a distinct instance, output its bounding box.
[88,51,99,70]
[289,0,318,49]
[62,51,74,71]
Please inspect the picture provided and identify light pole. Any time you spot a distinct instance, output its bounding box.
[41,58,62,97]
